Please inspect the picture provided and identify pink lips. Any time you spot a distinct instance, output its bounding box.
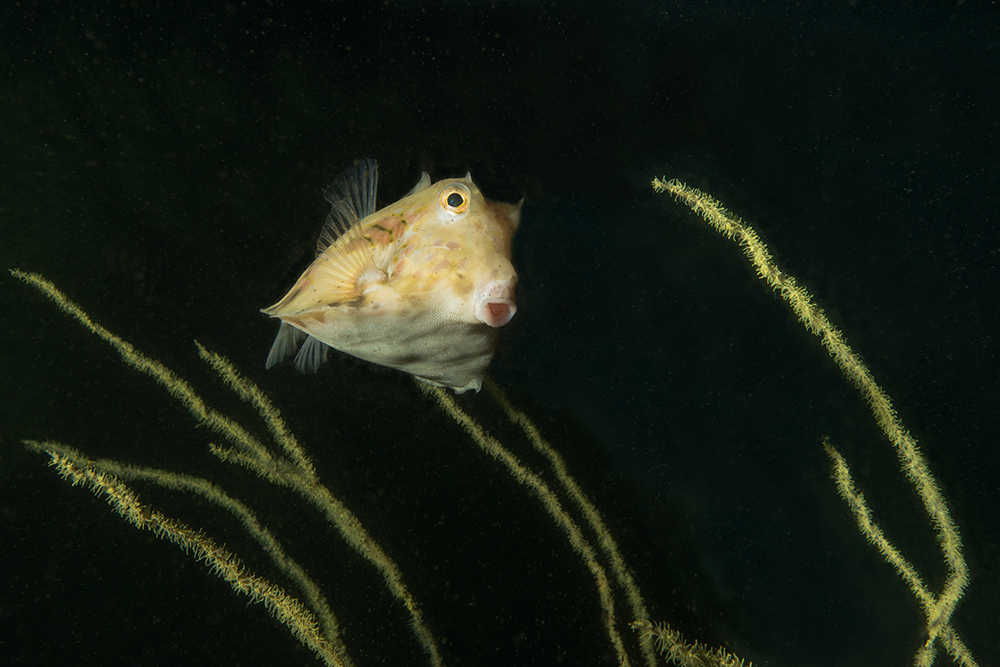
[474,280,517,327]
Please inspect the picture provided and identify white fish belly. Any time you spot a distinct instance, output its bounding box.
[293,301,500,393]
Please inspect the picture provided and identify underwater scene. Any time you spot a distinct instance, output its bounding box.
[1,2,998,666]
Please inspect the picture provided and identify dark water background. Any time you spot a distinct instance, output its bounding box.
[1,2,998,666]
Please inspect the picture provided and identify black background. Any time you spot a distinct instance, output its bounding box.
[2,2,998,666]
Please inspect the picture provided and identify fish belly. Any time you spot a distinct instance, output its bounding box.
[283,296,498,393]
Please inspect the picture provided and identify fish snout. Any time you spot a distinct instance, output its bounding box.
[474,279,517,328]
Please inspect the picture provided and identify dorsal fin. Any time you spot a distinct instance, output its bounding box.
[316,158,379,255]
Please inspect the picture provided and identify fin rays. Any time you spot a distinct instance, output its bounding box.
[265,322,306,369]
[312,158,383,303]
[265,159,384,313]
[317,158,378,256]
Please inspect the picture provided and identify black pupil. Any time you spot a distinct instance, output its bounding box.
[447,192,464,208]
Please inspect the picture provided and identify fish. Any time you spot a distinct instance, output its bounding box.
[262,159,521,393]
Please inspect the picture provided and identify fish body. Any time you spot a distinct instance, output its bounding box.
[263,159,520,393]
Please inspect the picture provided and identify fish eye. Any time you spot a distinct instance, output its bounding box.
[439,185,470,214]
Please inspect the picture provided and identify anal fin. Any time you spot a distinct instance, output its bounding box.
[265,322,306,369]
[264,321,331,373]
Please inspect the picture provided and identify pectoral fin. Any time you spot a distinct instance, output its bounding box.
[263,159,386,317]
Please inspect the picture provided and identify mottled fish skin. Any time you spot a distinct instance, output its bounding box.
[263,159,520,393]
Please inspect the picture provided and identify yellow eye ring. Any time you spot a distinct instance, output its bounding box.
[439,185,470,214]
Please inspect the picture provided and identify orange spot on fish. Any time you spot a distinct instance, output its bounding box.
[367,216,401,245]
[405,210,427,225]
[387,218,405,236]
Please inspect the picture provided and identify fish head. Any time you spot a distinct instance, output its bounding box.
[377,173,521,328]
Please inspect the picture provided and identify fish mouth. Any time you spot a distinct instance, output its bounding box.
[474,280,517,328]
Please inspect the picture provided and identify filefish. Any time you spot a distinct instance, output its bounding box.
[262,159,521,393]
